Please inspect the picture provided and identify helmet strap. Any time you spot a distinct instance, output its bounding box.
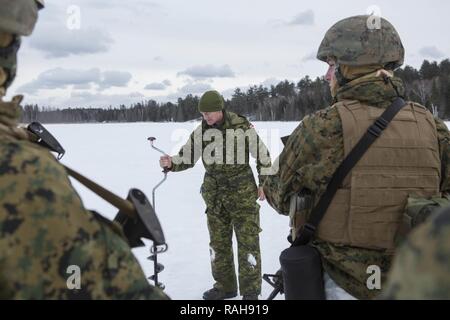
[387,77,403,98]
[334,65,351,87]
[0,36,20,90]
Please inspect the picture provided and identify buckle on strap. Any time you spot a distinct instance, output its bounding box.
[368,117,389,138]
[303,223,316,236]
[293,223,316,246]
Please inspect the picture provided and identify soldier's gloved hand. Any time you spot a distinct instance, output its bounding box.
[258,187,266,201]
[159,155,172,169]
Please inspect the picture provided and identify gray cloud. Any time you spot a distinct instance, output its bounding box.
[178,82,212,95]
[261,78,281,87]
[73,83,93,90]
[82,0,162,12]
[165,82,213,100]
[302,51,317,62]
[419,46,445,59]
[287,10,315,26]
[40,68,101,86]
[16,0,450,109]
[145,83,166,90]
[68,91,145,108]
[144,79,172,90]
[71,0,169,21]
[19,68,132,94]
[29,26,114,58]
[99,71,132,90]
[221,87,245,99]
[267,19,285,28]
[177,64,235,79]
[19,68,101,94]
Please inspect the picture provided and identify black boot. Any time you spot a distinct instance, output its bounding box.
[203,287,237,300]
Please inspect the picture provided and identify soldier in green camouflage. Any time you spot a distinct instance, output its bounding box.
[0,0,168,300]
[263,15,450,299]
[381,207,450,299]
[160,90,271,300]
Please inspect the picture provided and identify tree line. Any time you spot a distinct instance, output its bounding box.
[20,59,450,123]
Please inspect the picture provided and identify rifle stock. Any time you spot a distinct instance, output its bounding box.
[263,270,284,300]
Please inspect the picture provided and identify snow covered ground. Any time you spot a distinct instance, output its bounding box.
[48,121,296,300]
[47,120,450,300]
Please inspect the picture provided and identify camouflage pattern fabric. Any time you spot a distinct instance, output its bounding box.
[0,98,168,300]
[0,32,19,96]
[0,0,42,95]
[207,203,262,295]
[0,0,40,36]
[316,15,404,69]
[395,195,450,247]
[171,110,271,296]
[381,208,450,299]
[405,196,450,229]
[263,73,450,300]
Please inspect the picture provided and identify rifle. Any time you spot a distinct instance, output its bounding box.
[263,270,284,300]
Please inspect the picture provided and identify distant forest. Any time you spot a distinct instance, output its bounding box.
[20,59,450,123]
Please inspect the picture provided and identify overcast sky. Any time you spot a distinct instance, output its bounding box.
[7,0,450,108]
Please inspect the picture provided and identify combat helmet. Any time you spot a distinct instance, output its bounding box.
[0,0,44,91]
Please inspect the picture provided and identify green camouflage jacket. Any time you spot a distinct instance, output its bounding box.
[171,110,271,188]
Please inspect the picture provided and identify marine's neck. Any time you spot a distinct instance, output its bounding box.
[0,67,7,97]
[0,95,22,127]
[0,95,30,141]
[335,72,405,108]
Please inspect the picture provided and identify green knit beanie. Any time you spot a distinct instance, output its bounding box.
[198,90,224,112]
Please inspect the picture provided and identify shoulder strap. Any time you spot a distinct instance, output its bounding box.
[293,97,407,246]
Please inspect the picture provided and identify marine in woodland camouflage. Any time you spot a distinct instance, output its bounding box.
[0,0,167,299]
[0,99,168,299]
[263,73,450,299]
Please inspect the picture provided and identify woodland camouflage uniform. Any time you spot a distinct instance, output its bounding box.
[381,207,450,299]
[0,0,168,300]
[263,15,450,299]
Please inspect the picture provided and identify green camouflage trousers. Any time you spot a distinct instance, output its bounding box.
[202,171,262,296]
[207,204,262,296]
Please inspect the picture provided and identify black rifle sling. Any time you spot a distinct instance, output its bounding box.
[292,97,407,246]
